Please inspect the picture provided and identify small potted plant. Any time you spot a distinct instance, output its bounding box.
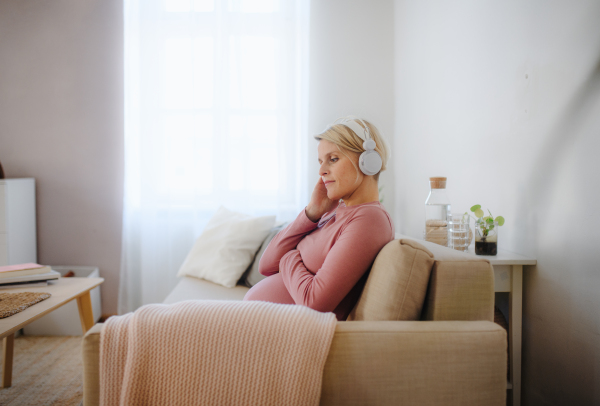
[468,205,505,256]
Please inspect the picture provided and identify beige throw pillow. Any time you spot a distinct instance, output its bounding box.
[176,207,276,288]
[348,239,435,321]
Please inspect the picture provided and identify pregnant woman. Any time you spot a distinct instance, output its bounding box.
[243,117,395,320]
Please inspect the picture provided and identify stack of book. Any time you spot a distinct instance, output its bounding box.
[0,263,61,289]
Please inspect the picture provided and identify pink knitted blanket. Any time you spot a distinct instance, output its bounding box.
[100,300,337,406]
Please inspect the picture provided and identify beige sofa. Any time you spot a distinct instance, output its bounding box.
[82,235,507,405]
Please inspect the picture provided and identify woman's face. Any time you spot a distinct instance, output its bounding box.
[317,140,363,201]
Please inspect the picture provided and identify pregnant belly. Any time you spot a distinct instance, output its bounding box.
[243,273,295,305]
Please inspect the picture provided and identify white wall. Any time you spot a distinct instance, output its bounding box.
[308,0,396,221]
[0,0,124,315]
[394,1,600,404]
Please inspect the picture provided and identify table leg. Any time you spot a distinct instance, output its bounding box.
[509,265,523,406]
[2,333,14,388]
[77,291,95,334]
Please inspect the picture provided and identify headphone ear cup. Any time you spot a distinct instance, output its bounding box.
[359,150,382,176]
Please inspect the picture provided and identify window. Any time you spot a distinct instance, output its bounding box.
[121,0,309,312]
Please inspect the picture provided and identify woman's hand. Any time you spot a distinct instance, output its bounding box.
[305,177,339,222]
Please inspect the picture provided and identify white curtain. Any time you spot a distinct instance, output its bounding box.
[120,0,310,314]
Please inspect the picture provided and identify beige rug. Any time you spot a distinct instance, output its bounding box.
[0,336,83,406]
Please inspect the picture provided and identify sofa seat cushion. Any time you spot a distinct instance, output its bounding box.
[163,276,250,304]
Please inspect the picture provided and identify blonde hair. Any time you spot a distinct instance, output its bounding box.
[314,118,390,181]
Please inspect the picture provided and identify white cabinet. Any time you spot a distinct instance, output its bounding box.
[0,178,37,265]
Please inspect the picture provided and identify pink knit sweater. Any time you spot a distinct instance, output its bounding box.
[243,201,394,320]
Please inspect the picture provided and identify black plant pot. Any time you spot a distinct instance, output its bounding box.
[475,240,498,255]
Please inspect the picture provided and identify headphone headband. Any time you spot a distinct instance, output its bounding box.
[338,116,371,142]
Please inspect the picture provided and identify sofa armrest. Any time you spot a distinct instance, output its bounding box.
[321,320,506,406]
[83,321,506,406]
[395,235,495,321]
[423,258,495,321]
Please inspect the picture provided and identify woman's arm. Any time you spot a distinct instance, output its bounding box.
[260,177,339,277]
[258,209,319,276]
[278,209,394,312]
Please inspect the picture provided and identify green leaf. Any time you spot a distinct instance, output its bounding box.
[485,217,494,224]
[488,225,495,231]
[474,208,484,218]
[495,216,505,226]
[470,205,481,212]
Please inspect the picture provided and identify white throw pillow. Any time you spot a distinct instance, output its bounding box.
[177,206,276,288]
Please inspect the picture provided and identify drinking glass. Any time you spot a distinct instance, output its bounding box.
[448,213,471,252]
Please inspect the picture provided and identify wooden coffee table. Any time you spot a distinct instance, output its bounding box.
[0,277,104,388]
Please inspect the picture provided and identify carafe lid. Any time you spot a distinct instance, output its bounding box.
[429,177,447,189]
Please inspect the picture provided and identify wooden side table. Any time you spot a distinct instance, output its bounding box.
[465,245,536,406]
[0,277,104,388]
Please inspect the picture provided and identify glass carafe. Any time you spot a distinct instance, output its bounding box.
[424,177,451,247]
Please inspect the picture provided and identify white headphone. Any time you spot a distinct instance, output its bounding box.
[337,116,383,176]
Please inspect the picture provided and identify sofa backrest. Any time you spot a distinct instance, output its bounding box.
[348,235,494,322]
